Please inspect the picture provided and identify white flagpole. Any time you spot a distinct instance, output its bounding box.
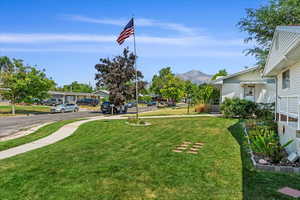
[132,16,139,119]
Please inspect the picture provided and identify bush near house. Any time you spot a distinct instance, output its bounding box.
[220,98,257,118]
[255,103,275,121]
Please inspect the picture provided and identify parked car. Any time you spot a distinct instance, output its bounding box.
[147,101,157,106]
[126,102,137,108]
[101,102,128,114]
[76,98,99,106]
[42,98,63,106]
[51,103,79,113]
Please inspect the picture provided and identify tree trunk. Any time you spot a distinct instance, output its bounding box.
[187,99,190,114]
[11,102,15,115]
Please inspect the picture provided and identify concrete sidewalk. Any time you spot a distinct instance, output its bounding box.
[0,114,221,160]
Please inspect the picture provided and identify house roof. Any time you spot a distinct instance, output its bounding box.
[264,26,300,76]
[48,91,103,97]
[211,66,260,85]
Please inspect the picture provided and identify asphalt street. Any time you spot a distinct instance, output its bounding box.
[0,106,156,137]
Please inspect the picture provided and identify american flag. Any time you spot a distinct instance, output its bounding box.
[117,18,134,45]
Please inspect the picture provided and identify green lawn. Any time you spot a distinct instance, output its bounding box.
[0,119,80,151]
[0,117,299,199]
[0,105,50,116]
[129,106,199,117]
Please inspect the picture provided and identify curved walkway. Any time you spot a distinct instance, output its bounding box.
[0,114,220,160]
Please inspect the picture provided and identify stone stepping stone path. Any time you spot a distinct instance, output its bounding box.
[278,187,300,198]
[172,141,204,154]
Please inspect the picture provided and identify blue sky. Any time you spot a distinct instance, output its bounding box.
[0,0,267,86]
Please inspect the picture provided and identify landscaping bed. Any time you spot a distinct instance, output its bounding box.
[244,119,300,171]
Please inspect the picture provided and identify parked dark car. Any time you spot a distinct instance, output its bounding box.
[42,98,63,106]
[76,98,99,106]
[101,102,128,114]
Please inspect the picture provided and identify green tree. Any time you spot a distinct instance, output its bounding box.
[160,74,185,104]
[95,48,146,106]
[0,56,14,73]
[0,57,55,115]
[56,81,94,93]
[184,80,198,114]
[211,69,228,80]
[150,67,186,104]
[238,0,300,66]
[150,67,174,98]
[198,84,220,104]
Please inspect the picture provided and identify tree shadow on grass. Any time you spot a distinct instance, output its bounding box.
[228,121,300,200]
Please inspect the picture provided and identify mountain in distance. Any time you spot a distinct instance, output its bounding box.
[177,70,212,85]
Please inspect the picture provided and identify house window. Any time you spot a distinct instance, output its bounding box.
[282,70,290,89]
[244,86,255,102]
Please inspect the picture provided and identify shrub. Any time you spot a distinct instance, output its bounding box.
[221,98,257,118]
[195,104,210,113]
[127,117,146,125]
[255,103,275,121]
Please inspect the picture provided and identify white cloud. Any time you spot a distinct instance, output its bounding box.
[63,15,198,35]
[0,33,115,43]
[0,46,243,58]
[0,33,247,47]
[63,15,125,26]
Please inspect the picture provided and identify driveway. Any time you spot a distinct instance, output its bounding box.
[0,106,156,138]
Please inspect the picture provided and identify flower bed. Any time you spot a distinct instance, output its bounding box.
[244,120,300,173]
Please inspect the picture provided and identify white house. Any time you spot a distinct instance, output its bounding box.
[212,66,275,104]
[263,26,300,154]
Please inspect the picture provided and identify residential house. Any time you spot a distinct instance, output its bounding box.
[212,66,275,104]
[263,26,300,154]
[48,90,109,104]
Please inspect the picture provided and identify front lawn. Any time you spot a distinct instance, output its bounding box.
[0,117,299,199]
[0,117,242,199]
[131,106,198,116]
[0,105,50,116]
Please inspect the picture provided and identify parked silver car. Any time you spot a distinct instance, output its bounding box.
[51,103,79,113]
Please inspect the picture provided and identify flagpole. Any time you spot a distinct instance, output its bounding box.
[133,16,139,119]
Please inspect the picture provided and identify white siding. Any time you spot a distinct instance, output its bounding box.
[255,83,276,103]
[225,70,262,82]
[221,69,275,103]
[277,62,300,114]
[221,83,243,101]
[265,27,300,75]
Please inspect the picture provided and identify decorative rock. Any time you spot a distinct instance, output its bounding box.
[258,159,268,165]
[278,187,300,198]
[176,147,187,150]
[172,150,182,153]
[193,145,202,148]
[287,152,299,163]
[190,148,198,151]
[183,141,192,144]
